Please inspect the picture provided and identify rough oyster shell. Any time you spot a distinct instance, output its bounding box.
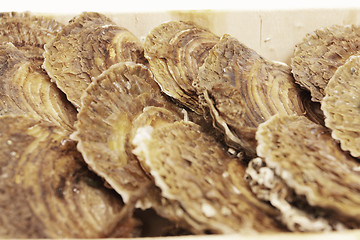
[72,62,179,208]
[144,20,219,114]
[194,34,305,157]
[0,115,137,238]
[246,114,360,231]
[0,12,63,62]
[322,54,360,158]
[0,43,77,133]
[43,12,145,109]
[291,24,360,102]
[130,106,205,233]
[131,112,284,234]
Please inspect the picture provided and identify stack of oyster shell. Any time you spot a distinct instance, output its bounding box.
[1,11,360,238]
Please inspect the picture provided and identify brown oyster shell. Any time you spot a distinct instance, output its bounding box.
[144,20,219,114]
[0,43,76,133]
[0,12,63,62]
[322,54,360,158]
[131,113,284,234]
[43,12,145,109]
[130,106,205,233]
[246,114,360,231]
[0,115,138,238]
[71,62,181,208]
[291,24,360,102]
[194,34,305,157]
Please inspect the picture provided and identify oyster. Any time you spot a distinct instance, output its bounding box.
[43,12,145,109]
[72,62,181,208]
[0,12,63,62]
[144,20,219,114]
[130,106,205,233]
[246,114,360,231]
[322,55,360,157]
[0,115,138,238]
[291,24,360,102]
[0,43,76,133]
[131,110,284,234]
[194,34,305,157]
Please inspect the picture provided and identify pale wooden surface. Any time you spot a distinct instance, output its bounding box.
[35,9,360,239]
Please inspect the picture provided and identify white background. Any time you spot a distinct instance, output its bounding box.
[2,0,360,13]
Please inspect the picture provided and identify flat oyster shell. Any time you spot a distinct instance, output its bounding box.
[43,12,145,109]
[0,43,76,133]
[132,113,284,234]
[322,54,360,157]
[144,21,219,114]
[72,62,180,208]
[0,115,137,238]
[0,12,63,62]
[194,34,305,157]
[246,114,360,231]
[130,106,206,233]
[291,24,360,102]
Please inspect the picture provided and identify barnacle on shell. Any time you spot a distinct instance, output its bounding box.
[246,114,360,232]
[0,115,138,238]
[144,21,220,114]
[43,12,146,109]
[194,34,305,157]
[322,54,360,158]
[291,24,360,102]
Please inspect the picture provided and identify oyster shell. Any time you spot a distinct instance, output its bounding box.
[322,54,360,157]
[43,12,145,109]
[0,43,77,133]
[144,21,219,114]
[246,114,360,231]
[131,111,284,234]
[194,34,305,157]
[72,62,180,208]
[0,115,138,238]
[130,106,205,233]
[0,12,63,62]
[291,24,360,102]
